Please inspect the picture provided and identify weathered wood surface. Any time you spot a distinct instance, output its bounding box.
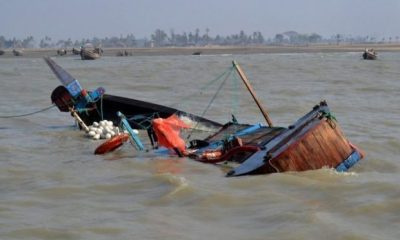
[267,119,353,173]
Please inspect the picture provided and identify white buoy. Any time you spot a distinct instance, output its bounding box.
[85,119,121,140]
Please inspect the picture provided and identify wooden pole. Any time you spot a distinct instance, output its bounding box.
[69,107,90,132]
[232,61,273,127]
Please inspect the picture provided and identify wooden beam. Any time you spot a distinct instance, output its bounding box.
[232,61,273,127]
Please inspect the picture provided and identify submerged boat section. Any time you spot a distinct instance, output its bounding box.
[226,101,363,176]
[45,57,223,131]
[179,101,363,177]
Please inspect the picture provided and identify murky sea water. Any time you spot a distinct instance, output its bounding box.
[1,52,400,239]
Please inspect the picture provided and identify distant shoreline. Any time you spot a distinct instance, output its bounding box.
[1,43,400,58]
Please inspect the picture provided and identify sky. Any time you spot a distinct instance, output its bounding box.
[1,0,400,41]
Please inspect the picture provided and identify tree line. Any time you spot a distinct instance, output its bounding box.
[1,29,398,49]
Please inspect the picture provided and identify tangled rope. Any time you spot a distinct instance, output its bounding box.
[0,104,56,118]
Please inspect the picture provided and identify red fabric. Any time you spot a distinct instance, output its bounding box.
[152,115,189,152]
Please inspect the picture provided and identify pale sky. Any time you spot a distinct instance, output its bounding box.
[1,0,400,41]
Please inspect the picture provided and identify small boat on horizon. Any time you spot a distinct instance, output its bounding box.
[57,49,67,56]
[80,47,103,60]
[362,48,377,60]
[72,47,81,55]
[12,49,23,56]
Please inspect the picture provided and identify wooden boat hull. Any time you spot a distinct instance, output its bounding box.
[184,102,362,176]
[77,93,223,129]
[215,101,363,176]
[47,57,363,176]
[45,57,222,130]
[255,119,354,174]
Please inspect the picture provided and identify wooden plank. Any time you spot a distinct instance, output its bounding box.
[269,119,353,172]
[311,122,343,167]
[317,121,352,163]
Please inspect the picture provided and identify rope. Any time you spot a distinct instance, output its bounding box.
[127,112,160,130]
[320,109,337,129]
[170,66,235,109]
[198,69,232,119]
[0,104,56,118]
[320,110,337,122]
[117,66,238,142]
[125,112,217,134]
[121,66,236,136]
[186,68,233,140]
[99,94,104,120]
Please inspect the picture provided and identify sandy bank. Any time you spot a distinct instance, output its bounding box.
[1,44,400,58]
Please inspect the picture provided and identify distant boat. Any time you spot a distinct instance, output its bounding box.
[80,47,102,60]
[72,47,81,55]
[362,48,377,60]
[192,51,202,55]
[57,49,67,56]
[12,49,23,56]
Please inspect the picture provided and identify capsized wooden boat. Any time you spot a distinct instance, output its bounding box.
[149,61,364,176]
[362,48,377,60]
[46,56,363,176]
[44,57,222,130]
[182,101,363,176]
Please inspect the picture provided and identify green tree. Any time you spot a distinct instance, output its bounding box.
[308,33,322,43]
[274,34,284,43]
[151,29,167,46]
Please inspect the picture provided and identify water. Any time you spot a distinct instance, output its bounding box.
[1,52,400,240]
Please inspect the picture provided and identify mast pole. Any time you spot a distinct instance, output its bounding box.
[232,61,273,127]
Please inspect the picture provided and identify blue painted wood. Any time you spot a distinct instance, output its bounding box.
[118,112,144,151]
[335,150,362,172]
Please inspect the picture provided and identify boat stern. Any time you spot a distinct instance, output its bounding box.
[227,102,364,177]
